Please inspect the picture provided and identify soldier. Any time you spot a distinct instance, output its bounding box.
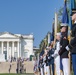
[66,9,76,75]
[59,26,69,75]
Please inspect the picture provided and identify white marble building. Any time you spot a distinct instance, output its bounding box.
[0,32,34,61]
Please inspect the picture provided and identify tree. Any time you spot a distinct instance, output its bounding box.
[36,32,51,54]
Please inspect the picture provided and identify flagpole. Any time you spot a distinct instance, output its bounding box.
[54,12,58,41]
[69,0,74,74]
[54,11,58,48]
[54,11,58,75]
[47,32,51,44]
[53,11,58,48]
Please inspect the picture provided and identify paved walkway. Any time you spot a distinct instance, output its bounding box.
[0,61,34,73]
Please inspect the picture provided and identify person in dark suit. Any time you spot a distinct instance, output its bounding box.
[59,26,69,75]
[66,9,76,75]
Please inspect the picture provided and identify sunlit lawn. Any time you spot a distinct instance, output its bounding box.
[0,73,34,75]
[0,72,73,75]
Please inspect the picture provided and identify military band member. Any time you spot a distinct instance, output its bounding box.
[66,9,76,75]
[59,26,69,75]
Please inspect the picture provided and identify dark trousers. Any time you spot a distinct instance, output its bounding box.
[60,58,63,71]
[72,54,76,75]
[52,63,54,75]
[49,63,54,75]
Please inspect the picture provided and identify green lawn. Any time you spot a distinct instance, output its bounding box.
[0,73,34,75]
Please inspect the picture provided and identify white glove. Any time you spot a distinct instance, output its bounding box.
[48,56,50,59]
[51,54,55,57]
[66,46,70,51]
[51,53,58,58]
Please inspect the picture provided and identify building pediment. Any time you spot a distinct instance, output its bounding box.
[0,32,19,39]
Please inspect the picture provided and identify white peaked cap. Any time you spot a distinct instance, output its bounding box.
[56,32,61,36]
[61,23,68,26]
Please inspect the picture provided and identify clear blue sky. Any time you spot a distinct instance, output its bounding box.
[0,0,64,47]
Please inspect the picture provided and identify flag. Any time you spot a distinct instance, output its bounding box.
[69,0,72,30]
[71,0,75,9]
[61,0,69,26]
[51,23,54,42]
[61,0,69,38]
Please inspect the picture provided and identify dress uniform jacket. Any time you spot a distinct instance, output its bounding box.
[68,23,76,54]
[47,48,55,65]
[59,32,69,58]
[67,22,76,75]
[39,58,43,68]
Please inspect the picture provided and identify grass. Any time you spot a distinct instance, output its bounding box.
[0,73,34,75]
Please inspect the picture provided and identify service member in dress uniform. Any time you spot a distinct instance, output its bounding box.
[52,33,61,75]
[39,49,44,75]
[59,26,69,75]
[39,56,44,75]
[47,43,55,75]
[43,48,50,75]
[66,9,76,75]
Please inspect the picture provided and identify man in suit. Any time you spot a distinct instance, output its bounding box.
[66,9,76,75]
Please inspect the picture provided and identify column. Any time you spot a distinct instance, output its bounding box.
[1,41,4,54]
[19,41,21,57]
[7,41,9,60]
[17,41,19,58]
[12,41,14,57]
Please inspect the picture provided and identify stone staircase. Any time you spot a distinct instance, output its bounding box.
[0,61,34,73]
